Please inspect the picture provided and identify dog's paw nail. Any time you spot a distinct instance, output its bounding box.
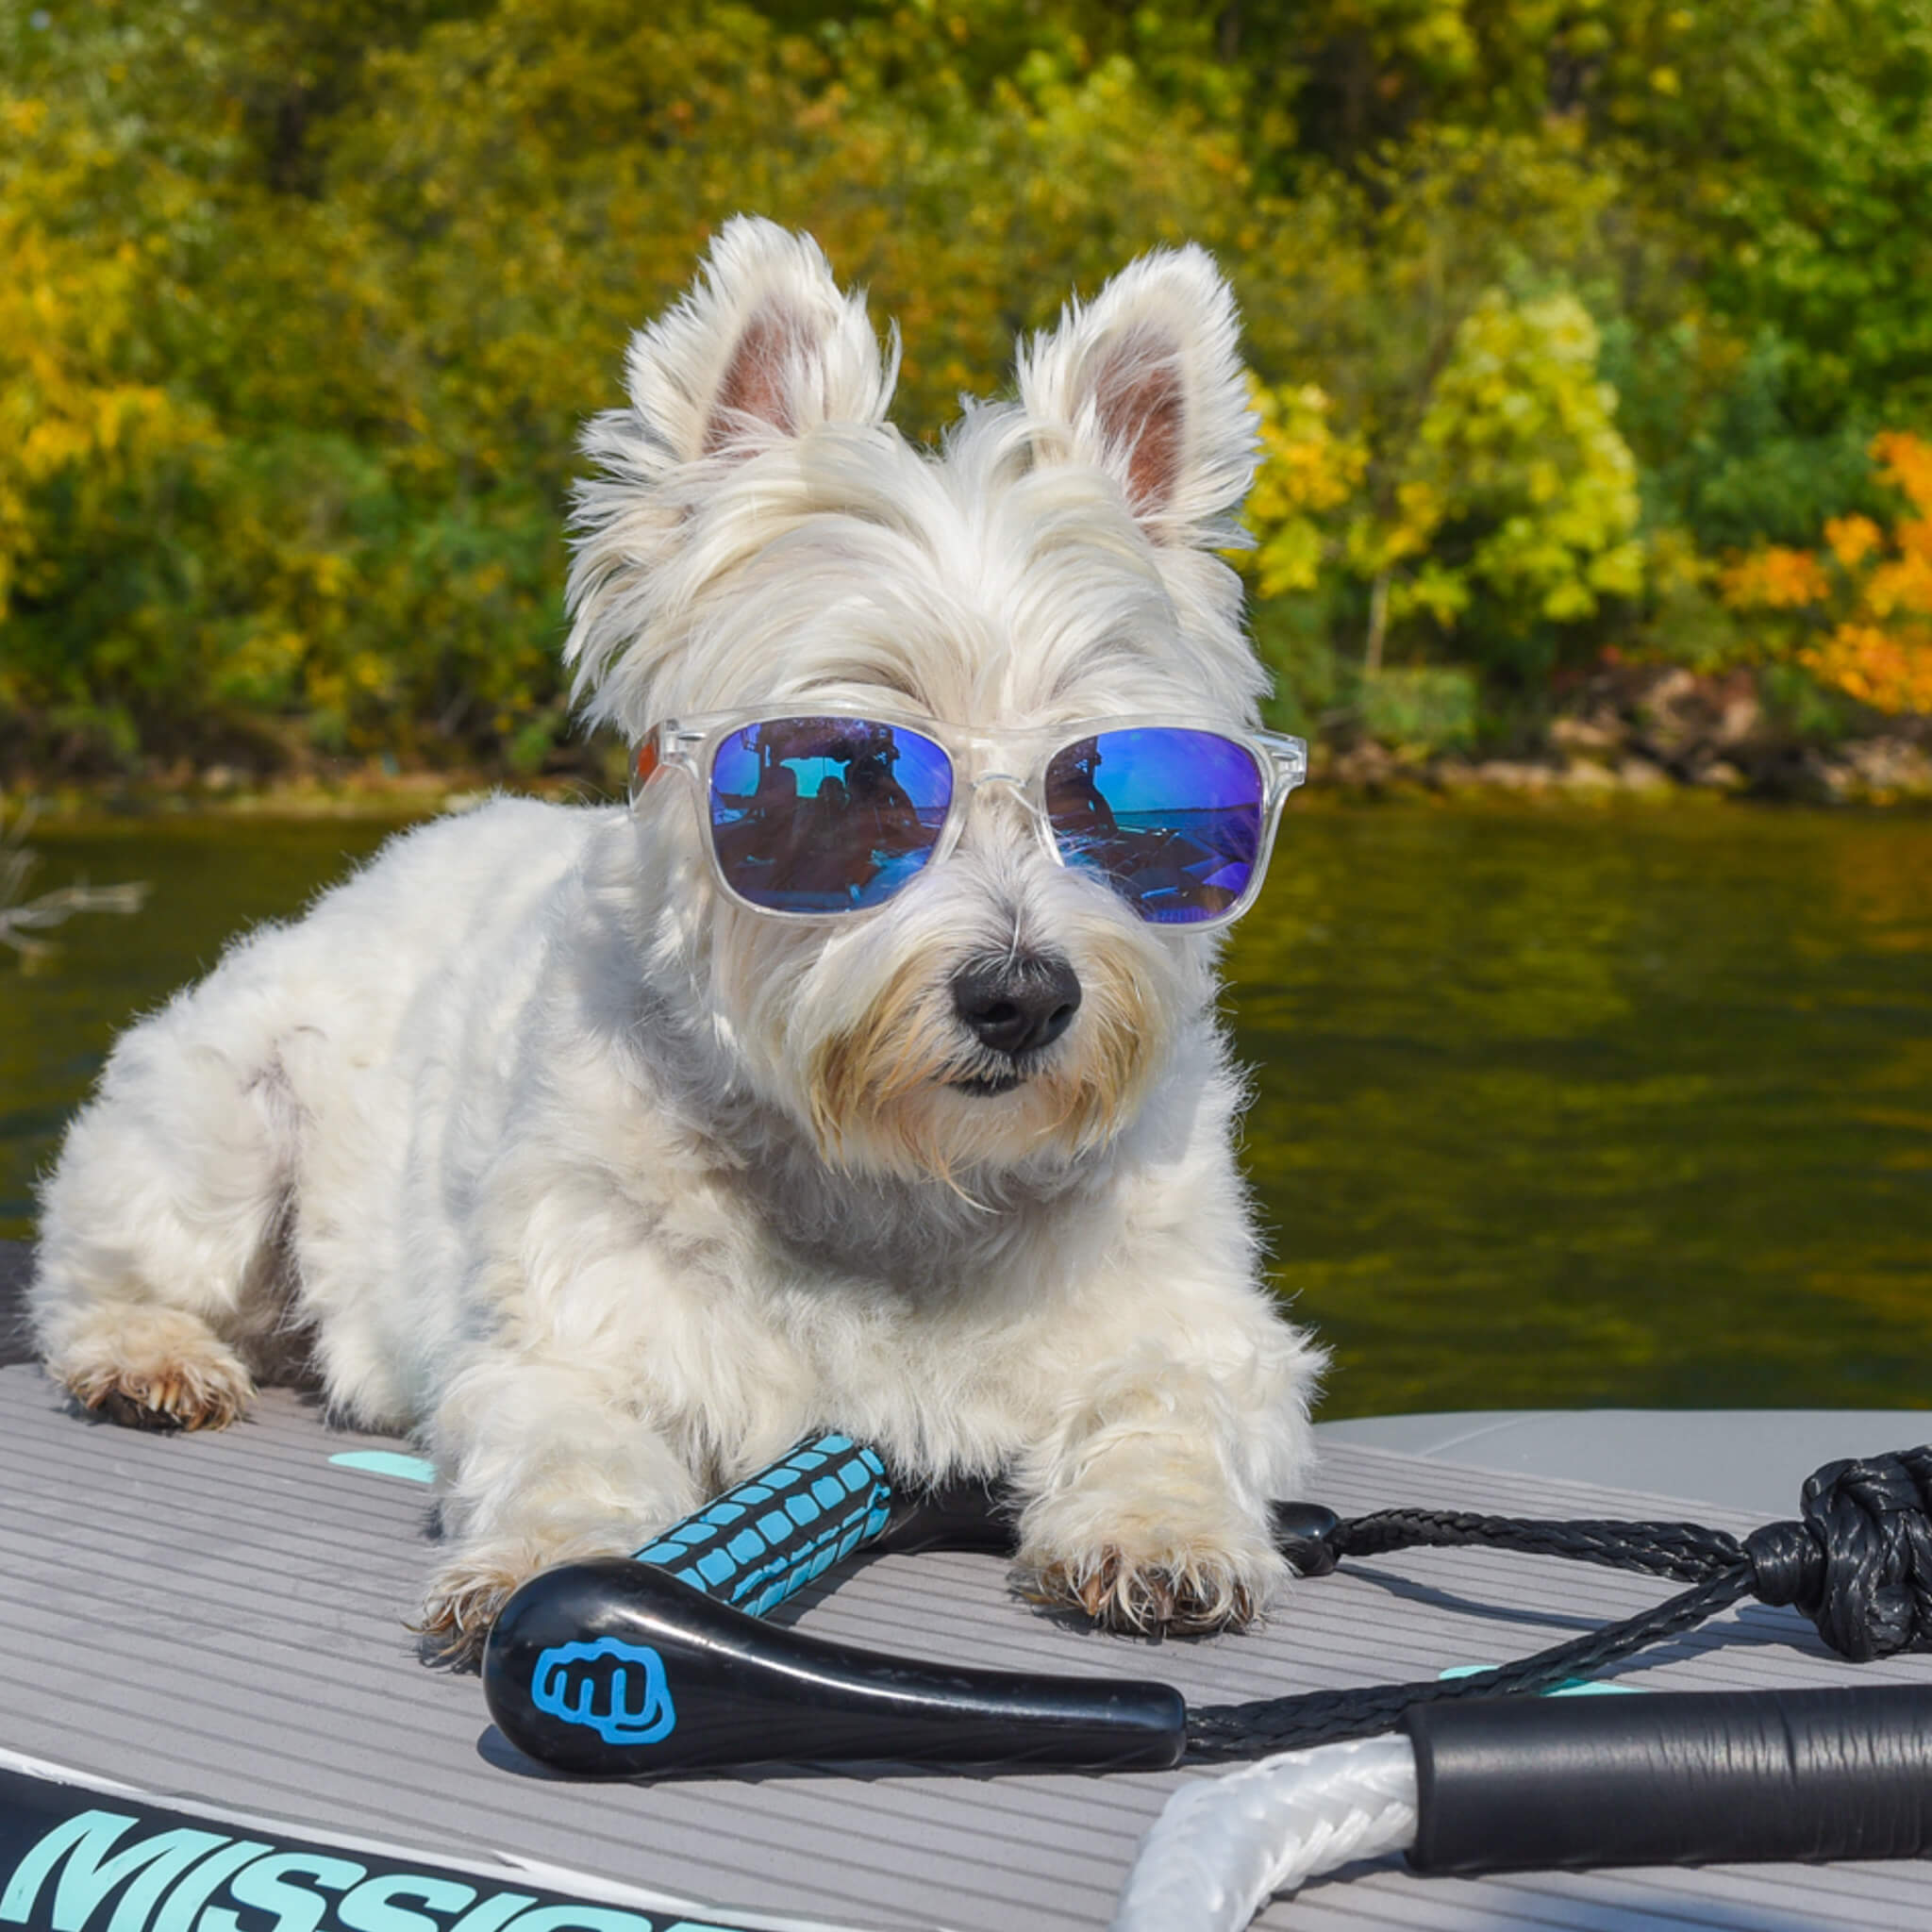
[1172,1575,1257,1634]
[1074,1553,1116,1619]
[412,1590,499,1667]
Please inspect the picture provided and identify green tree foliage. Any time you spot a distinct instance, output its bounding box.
[1624,0,1932,427]
[1364,291,1641,668]
[2,0,1929,777]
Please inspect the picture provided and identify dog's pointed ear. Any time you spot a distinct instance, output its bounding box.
[566,219,899,740]
[625,216,897,459]
[1016,247,1257,546]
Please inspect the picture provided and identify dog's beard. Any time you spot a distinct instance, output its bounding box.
[804,924,1165,1185]
[703,887,1180,1188]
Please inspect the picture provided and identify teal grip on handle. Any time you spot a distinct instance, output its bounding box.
[630,1432,895,1617]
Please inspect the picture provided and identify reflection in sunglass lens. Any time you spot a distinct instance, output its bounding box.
[1045,727,1264,924]
[708,717,953,913]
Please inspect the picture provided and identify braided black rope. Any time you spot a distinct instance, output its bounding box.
[1187,1443,1932,1762]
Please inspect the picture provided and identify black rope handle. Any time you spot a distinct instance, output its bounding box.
[1188,1443,1932,1760]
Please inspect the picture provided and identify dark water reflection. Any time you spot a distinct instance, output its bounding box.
[1227,803,1932,1416]
[5,805,1928,1417]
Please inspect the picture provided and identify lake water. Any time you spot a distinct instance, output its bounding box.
[5,802,1928,1419]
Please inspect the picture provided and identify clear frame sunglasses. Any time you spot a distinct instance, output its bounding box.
[633,708,1308,929]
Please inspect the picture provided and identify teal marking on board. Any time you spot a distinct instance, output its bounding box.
[1440,1663,1639,1696]
[329,1450,437,1484]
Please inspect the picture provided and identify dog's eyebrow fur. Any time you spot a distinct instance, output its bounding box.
[1045,636,1162,702]
[790,672,932,710]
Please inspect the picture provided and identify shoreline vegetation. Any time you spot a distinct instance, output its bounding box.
[12,649,1932,819]
[1330,660,1932,806]
[10,658,1931,821]
[6,4,1930,803]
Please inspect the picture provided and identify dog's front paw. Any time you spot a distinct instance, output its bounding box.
[1014,1463,1290,1637]
[416,1524,641,1667]
[52,1306,254,1432]
[1020,1541,1278,1636]
[415,1557,525,1667]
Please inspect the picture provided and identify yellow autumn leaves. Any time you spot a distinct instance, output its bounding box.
[0,213,203,639]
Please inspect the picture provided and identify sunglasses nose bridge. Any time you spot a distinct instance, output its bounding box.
[960,768,1058,858]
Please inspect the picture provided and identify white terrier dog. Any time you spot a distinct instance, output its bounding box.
[31,219,1323,1657]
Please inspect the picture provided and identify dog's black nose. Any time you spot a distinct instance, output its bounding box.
[952,955,1082,1058]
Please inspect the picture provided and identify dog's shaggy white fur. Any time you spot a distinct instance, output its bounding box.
[30,220,1324,1655]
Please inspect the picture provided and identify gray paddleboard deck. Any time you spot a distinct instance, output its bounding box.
[6,1357,1932,1930]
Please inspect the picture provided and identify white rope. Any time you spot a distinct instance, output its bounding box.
[1110,1735,1419,1932]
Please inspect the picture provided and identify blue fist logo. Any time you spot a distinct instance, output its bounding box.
[531,1636,678,1745]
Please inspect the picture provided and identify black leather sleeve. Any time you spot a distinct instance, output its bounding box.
[1405,1685,1932,1873]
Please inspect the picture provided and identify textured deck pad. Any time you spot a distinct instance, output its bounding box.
[4,1364,1931,1932]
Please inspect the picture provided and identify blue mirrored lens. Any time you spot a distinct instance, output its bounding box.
[708,717,953,913]
[1045,728,1264,924]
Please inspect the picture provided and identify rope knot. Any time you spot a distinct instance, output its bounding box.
[1745,1447,1932,1661]
[1741,1519,1821,1610]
